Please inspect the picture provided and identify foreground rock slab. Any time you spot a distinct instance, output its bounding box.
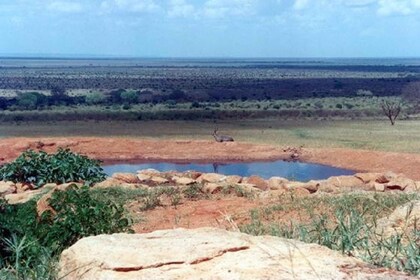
[59,228,411,280]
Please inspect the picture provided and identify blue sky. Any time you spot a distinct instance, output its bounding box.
[1,0,419,57]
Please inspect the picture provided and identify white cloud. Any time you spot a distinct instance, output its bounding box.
[168,0,195,18]
[47,1,83,13]
[100,0,159,13]
[377,0,420,16]
[202,0,258,18]
[293,0,310,10]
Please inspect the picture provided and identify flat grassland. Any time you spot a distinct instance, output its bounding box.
[1,119,420,153]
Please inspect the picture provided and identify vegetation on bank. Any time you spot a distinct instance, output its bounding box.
[0,95,414,122]
[0,150,129,279]
[0,149,106,188]
[240,192,420,276]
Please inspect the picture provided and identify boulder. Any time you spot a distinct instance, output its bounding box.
[225,175,242,185]
[36,183,79,217]
[292,187,311,196]
[197,173,226,184]
[5,189,45,204]
[59,228,411,280]
[384,177,416,191]
[235,183,260,194]
[150,176,169,184]
[375,200,420,238]
[326,176,367,191]
[202,183,224,194]
[267,177,288,190]
[182,171,202,180]
[354,173,383,184]
[93,178,141,190]
[374,183,385,192]
[112,173,139,184]
[299,180,321,193]
[136,174,151,182]
[242,176,269,191]
[172,176,196,186]
[0,181,16,196]
[137,169,160,176]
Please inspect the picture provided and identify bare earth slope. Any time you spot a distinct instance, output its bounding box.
[1,137,420,179]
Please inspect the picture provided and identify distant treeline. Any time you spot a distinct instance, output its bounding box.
[0,76,418,102]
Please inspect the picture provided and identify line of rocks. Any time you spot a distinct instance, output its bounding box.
[95,169,420,195]
[1,170,419,205]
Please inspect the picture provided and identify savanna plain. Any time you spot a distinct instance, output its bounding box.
[0,58,419,279]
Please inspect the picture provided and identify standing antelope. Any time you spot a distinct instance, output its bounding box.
[212,128,234,142]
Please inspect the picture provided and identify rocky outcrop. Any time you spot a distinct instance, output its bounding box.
[242,176,269,191]
[0,181,16,196]
[59,227,412,280]
[375,200,420,238]
[2,170,419,205]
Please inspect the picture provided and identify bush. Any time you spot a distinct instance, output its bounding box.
[120,91,138,104]
[16,92,48,110]
[85,91,106,105]
[0,149,106,188]
[41,185,132,250]
[0,186,132,278]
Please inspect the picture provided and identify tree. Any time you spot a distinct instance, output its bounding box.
[49,85,68,105]
[381,100,401,126]
[85,92,106,105]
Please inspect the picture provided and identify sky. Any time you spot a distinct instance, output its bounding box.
[0,0,420,58]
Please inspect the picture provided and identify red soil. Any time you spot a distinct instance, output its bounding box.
[1,137,420,179]
[2,137,420,233]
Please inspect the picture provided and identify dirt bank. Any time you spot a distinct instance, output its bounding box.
[1,137,420,180]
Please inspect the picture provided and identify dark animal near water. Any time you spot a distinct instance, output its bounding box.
[212,129,234,142]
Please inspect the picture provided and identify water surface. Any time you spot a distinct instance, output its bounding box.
[103,160,355,182]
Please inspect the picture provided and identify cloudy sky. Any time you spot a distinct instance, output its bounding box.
[1,0,419,57]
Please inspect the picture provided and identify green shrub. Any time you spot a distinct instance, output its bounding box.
[0,149,106,188]
[0,186,132,278]
[41,185,132,251]
[85,92,106,105]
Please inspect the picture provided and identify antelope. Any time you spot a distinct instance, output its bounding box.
[212,128,234,142]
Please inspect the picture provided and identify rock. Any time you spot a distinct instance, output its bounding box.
[5,189,45,204]
[374,183,385,192]
[327,176,367,191]
[36,183,79,217]
[267,177,288,190]
[299,180,321,193]
[137,169,160,176]
[384,177,416,191]
[291,187,311,196]
[375,200,420,238]
[59,228,410,280]
[242,176,269,191]
[354,173,383,184]
[0,181,16,196]
[150,176,169,184]
[202,183,224,194]
[136,174,151,182]
[112,173,139,184]
[182,171,202,180]
[197,173,226,184]
[225,175,242,185]
[93,178,141,190]
[405,183,419,193]
[235,183,260,194]
[172,176,196,186]
[376,171,397,184]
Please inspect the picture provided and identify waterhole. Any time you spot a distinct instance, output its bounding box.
[103,160,354,182]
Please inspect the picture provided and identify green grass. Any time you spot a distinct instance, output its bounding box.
[240,192,420,276]
[2,118,420,153]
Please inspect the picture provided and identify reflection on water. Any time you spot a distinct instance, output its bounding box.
[102,160,355,182]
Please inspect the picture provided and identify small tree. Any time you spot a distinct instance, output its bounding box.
[381,100,401,125]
